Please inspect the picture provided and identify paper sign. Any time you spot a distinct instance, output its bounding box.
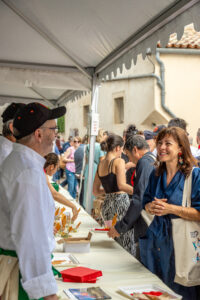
[91,113,99,136]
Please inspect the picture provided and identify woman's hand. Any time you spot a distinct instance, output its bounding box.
[146,198,200,220]
[150,197,172,216]
[145,202,155,215]
[108,226,120,238]
[145,198,171,216]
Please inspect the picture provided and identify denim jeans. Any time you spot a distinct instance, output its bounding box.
[66,169,77,199]
[60,176,68,187]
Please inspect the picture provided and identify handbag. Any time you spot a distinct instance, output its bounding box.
[172,168,200,287]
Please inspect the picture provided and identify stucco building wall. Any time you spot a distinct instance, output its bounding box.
[158,53,200,141]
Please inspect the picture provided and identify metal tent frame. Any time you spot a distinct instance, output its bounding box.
[0,0,200,212]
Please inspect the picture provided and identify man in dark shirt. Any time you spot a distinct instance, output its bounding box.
[108,135,155,259]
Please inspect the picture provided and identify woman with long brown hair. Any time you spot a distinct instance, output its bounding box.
[140,127,200,299]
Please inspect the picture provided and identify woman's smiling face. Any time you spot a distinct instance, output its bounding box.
[157,134,181,164]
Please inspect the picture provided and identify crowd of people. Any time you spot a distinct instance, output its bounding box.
[47,117,200,299]
[0,101,200,300]
[94,122,200,300]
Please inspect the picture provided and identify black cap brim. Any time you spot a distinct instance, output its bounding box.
[49,106,66,120]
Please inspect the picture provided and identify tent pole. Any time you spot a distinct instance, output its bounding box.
[85,75,99,214]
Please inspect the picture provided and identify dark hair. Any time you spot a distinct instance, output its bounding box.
[155,127,198,177]
[168,118,187,131]
[2,121,12,137]
[44,153,59,170]
[125,124,138,142]
[101,134,123,152]
[124,135,149,152]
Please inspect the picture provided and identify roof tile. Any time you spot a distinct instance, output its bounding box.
[157,24,200,49]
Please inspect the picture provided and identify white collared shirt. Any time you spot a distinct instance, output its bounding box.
[190,145,198,157]
[0,143,57,299]
[0,136,13,166]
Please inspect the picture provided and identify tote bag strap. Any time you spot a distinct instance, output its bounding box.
[182,168,194,208]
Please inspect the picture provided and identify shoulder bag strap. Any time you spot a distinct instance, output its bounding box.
[182,169,193,207]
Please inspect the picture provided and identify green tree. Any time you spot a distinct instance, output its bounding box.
[57,116,65,133]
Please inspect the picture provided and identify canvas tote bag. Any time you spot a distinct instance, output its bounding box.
[172,169,200,286]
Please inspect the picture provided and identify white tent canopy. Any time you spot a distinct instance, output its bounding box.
[1,0,200,212]
[0,0,200,106]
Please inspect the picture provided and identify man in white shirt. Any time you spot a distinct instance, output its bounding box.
[0,102,66,300]
[0,102,25,166]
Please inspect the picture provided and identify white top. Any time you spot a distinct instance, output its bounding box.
[0,143,57,299]
[190,145,198,157]
[0,136,13,166]
[195,148,200,158]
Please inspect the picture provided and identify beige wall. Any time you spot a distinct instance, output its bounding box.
[159,53,200,144]
[64,93,91,139]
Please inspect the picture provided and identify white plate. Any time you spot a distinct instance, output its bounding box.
[52,252,79,267]
[118,284,182,299]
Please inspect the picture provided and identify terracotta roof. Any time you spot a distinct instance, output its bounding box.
[157,24,200,49]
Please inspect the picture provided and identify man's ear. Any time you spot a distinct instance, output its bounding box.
[8,122,14,134]
[133,146,137,154]
[35,128,43,142]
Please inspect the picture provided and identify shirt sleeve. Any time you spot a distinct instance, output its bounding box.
[191,167,200,211]
[8,169,57,299]
[142,169,156,209]
[115,157,155,233]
